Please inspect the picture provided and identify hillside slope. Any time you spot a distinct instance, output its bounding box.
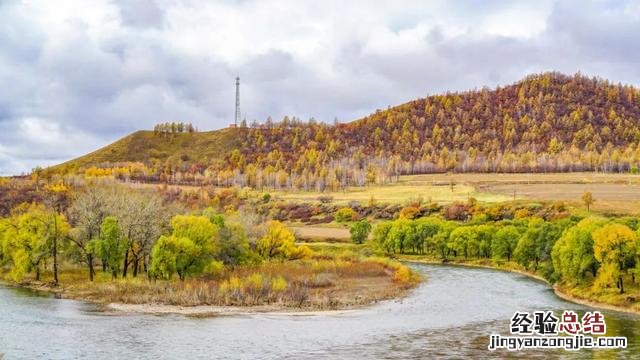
[52,72,640,187]
[53,128,243,173]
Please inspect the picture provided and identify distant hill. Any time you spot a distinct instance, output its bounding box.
[53,128,241,172]
[51,72,640,188]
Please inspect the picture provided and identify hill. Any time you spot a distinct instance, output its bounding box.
[51,72,640,189]
[52,128,242,174]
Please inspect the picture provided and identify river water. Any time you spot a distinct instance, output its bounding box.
[0,264,638,359]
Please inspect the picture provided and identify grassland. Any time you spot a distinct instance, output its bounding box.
[405,172,640,215]
[269,182,510,205]
[261,172,640,215]
[51,129,243,172]
[290,225,351,242]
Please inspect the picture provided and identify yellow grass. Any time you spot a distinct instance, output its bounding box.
[268,182,510,205]
[290,225,351,242]
[271,172,640,214]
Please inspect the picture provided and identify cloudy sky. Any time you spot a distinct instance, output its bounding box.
[1,0,639,175]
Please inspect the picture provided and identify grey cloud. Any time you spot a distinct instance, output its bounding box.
[1,0,640,175]
[115,0,166,29]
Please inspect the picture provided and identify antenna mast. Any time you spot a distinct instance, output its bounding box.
[235,76,240,126]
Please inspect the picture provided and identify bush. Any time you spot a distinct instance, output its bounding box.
[271,276,288,292]
[317,195,333,204]
[399,206,420,219]
[393,266,413,283]
[335,207,357,222]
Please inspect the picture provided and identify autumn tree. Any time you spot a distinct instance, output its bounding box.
[0,204,69,283]
[592,223,637,293]
[256,221,309,259]
[581,191,595,212]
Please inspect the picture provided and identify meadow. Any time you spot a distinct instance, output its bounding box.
[264,172,640,215]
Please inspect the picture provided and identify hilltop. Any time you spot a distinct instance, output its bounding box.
[50,72,640,188]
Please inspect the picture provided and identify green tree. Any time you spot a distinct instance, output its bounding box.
[448,226,478,259]
[492,225,520,262]
[91,217,128,279]
[552,218,602,283]
[388,219,414,253]
[414,217,442,254]
[0,204,69,283]
[475,224,495,258]
[370,222,393,253]
[433,221,458,260]
[149,215,220,280]
[350,220,372,244]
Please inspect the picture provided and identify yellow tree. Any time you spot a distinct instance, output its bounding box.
[256,221,310,259]
[581,191,595,212]
[592,223,637,293]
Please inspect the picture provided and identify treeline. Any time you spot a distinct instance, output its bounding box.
[369,213,640,294]
[0,184,311,284]
[153,122,196,135]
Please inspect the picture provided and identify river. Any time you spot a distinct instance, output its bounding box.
[0,264,638,359]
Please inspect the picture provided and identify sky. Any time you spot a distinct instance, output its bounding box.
[1,0,640,175]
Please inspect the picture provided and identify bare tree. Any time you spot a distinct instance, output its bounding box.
[67,186,111,281]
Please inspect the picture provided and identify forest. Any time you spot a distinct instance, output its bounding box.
[46,72,640,191]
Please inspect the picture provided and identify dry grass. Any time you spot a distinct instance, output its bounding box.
[290,225,351,242]
[402,172,640,185]
[267,182,508,205]
[5,255,418,310]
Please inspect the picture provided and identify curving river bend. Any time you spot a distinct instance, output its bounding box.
[1,264,638,359]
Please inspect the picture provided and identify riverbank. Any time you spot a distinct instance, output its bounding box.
[0,256,420,316]
[398,255,640,315]
[107,302,363,316]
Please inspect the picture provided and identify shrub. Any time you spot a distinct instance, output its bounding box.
[393,266,413,283]
[271,276,288,292]
[514,208,530,219]
[399,206,420,219]
[335,207,357,222]
[318,195,333,204]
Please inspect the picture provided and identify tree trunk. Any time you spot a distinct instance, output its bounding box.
[35,266,40,281]
[132,257,139,277]
[122,247,130,278]
[52,233,59,286]
[87,254,95,282]
[618,276,624,294]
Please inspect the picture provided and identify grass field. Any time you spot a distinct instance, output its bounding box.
[290,226,351,242]
[119,171,640,214]
[401,172,640,185]
[269,182,510,205]
[404,172,640,215]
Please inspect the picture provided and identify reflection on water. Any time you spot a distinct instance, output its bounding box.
[0,264,637,359]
